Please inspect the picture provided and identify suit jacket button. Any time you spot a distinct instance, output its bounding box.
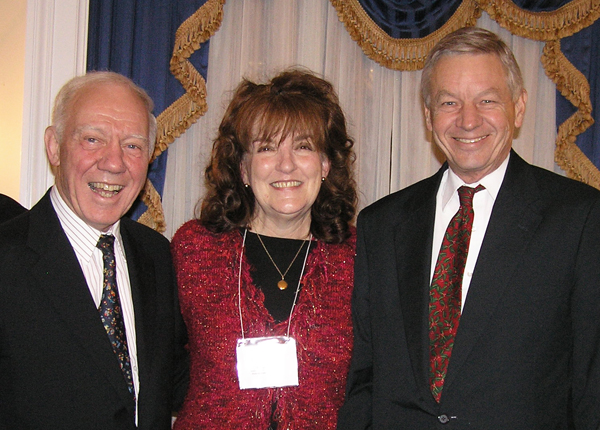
[438,414,450,424]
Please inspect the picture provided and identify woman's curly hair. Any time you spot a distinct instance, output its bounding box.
[199,68,357,244]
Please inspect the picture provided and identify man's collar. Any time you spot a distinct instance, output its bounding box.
[441,153,510,209]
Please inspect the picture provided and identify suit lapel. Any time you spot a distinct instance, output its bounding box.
[444,153,543,390]
[395,168,445,403]
[27,193,136,411]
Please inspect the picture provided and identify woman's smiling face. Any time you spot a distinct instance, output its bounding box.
[241,131,330,231]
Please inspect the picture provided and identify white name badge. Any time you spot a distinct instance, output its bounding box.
[236,336,299,390]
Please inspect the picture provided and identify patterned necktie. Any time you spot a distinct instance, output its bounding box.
[97,234,135,397]
[429,184,484,402]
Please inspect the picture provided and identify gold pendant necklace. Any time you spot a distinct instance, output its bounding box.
[255,232,307,290]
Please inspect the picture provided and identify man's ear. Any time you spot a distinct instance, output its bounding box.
[424,105,433,131]
[45,126,61,167]
[514,89,528,128]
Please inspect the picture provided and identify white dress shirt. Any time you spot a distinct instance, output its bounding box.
[50,187,140,419]
[430,155,510,310]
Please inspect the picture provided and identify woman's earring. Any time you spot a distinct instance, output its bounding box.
[321,177,325,182]
[244,183,249,188]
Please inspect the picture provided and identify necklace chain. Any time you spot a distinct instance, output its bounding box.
[255,232,307,290]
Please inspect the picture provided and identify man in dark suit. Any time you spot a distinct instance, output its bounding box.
[338,27,600,429]
[0,72,188,429]
[0,194,26,223]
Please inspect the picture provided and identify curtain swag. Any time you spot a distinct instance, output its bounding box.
[329,0,482,71]
[330,0,600,190]
[138,0,226,232]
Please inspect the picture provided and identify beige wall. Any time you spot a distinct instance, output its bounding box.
[0,0,27,201]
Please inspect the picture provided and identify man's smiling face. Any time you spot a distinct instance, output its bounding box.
[424,53,527,184]
[45,81,150,231]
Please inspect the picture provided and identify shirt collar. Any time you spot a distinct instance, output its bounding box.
[50,186,122,262]
[441,153,510,210]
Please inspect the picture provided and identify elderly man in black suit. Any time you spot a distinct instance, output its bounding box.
[0,71,188,430]
[338,27,600,429]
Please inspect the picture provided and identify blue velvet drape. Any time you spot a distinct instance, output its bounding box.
[86,0,209,220]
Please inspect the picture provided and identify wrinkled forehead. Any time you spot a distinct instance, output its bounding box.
[69,83,149,127]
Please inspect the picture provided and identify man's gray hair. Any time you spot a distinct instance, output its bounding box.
[421,27,525,109]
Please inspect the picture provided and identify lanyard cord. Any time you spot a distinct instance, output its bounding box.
[237,228,312,339]
[238,229,248,339]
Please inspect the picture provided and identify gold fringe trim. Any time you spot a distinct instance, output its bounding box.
[138,0,225,232]
[542,39,600,189]
[329,0,482,71]
[138,179,166,232]
[480,0,600,41]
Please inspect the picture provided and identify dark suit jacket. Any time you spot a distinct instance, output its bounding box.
[0,194,26,224]
[338,151,600,429]
[0,191,189,430]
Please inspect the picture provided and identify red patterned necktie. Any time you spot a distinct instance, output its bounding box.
[97,234,135,398]
[429,185,484,402]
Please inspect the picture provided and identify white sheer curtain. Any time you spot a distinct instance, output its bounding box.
[162,0,558,239]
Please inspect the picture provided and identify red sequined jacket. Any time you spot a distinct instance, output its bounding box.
[171,221,355,430]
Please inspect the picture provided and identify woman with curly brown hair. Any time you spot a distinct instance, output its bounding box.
[171,68,357,429]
